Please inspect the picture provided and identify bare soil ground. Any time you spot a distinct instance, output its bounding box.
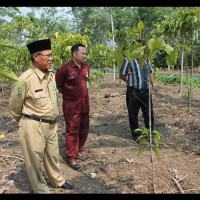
[0,75,200,194]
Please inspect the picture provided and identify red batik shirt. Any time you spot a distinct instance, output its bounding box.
[56,60,90,115]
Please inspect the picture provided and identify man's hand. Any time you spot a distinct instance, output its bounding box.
[119,74,126,82]
[58,87,63,94]
[152,84,158,94]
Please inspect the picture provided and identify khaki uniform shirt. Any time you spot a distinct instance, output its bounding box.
[9,65,59,122]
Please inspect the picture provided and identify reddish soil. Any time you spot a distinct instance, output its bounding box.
[0,74,200,194]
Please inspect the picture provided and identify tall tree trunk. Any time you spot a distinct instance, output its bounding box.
[185,36,194,112]
[110,7,116,82]
[178,37,185,94]
[188,40,194,112]
[146,47,156,194]
[19,30,22,73]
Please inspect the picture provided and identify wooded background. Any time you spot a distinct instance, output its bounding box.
[1,7,200,80]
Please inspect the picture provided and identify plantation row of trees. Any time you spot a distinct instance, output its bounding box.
[1,7,200,83]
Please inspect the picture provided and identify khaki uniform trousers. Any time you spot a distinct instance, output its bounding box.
[18,116,65,193]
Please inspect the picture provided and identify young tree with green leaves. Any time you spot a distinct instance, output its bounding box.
[108,20,180,193]
[154,7,200,94]
[87,44,111,69]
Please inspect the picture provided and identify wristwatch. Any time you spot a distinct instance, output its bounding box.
[152,84,156,86]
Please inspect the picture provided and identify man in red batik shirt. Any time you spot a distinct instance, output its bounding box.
[56,44,90,170]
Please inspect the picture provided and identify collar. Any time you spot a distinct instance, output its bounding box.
[70,60,85,68]
[31,65,49,80]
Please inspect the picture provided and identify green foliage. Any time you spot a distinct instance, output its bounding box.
[0,38,17,49]
[87,44,111,68]
[152,7,200,70]
[1,7,200,86]
[0,7,22,81]
[124,27,141,41]
[195,167,200,174]
[157,74,200,88]
[90,70,105,89]
[153,67,159,81]
[3,45,31,71]
[114,46,124,67]
[157,74,181,85]
[71,7,111,45]
[154,8,200,38]
[185,92,196,101]
[108,21,179,70]
[137,7,174,38]
[71,7,174,48]
[0,64,18,81]
[135,127,164,158]
[45,31,91,70]
[137,21,144,32]
[130,46,146,60]
[11,7,21,13]
[29,15,58,39]
[0,36,18,81]
[166,45,179,66]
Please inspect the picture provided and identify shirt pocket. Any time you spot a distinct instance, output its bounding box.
[33,92,48,107]
[82,72,89,81]
[67,72,78,86]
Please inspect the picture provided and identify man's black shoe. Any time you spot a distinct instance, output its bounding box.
[136,137,142,144]
[132,135,142,144]
[61,182,74,190]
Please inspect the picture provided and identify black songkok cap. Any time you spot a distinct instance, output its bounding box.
[27,39,51,54]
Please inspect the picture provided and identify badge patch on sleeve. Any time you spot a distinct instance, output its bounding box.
[17,83,25,94]
[18,87,23,94]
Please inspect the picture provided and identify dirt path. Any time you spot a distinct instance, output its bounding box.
[0,77,200,194]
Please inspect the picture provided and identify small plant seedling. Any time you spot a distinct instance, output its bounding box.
[135,127,164,158]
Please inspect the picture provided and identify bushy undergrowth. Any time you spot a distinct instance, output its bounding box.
[156,74,200,88]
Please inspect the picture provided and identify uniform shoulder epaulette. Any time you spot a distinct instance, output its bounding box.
[49,69,55,74]
[18,68,33,81]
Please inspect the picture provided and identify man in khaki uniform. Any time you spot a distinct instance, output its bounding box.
[9,39,73,193]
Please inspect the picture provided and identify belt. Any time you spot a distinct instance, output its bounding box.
[24,114,56,124]
[127,86,149,92]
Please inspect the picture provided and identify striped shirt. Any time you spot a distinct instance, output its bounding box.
[119,58,154,90]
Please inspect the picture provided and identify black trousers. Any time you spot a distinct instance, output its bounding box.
[126,87,154,136]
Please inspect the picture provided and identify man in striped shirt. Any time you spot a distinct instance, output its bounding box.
[119,57,158,143]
